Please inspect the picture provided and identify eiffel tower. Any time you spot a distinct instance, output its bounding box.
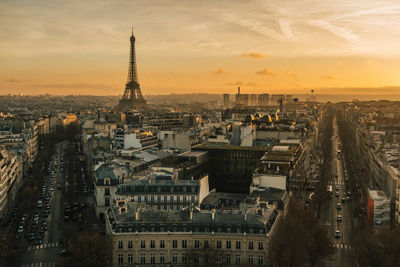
[115,30,146,111]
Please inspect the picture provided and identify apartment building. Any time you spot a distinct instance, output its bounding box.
[115,171,209,211]
[106,200,279,266]
[0,147,23,219]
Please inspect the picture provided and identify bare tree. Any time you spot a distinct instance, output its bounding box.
[59,230,113,267]
[269,198,335,267]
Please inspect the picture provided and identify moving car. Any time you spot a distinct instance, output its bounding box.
[335,230,341,238]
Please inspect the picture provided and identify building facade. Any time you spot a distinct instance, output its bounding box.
[106,201,279,266]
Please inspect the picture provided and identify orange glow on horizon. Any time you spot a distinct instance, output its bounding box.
[1,0,400,95]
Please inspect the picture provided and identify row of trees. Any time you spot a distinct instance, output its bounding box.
[269,198,335,267]
[313,106,334,219]
[59,228,113,267]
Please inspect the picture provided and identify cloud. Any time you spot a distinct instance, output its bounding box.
[225,81,263,87]
[34,82,112,89]
[226,81,244,86]
[246,82,261,87]
[5,78,23,83]
[213,69,229,75]
[285,70,298,79]
[319,75,336,80]
[256,69,275,76]
[239,52,267,59]
[279,19,293,39]
[309,20,358,42]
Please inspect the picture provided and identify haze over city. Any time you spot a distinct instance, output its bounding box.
[1,0,400,95]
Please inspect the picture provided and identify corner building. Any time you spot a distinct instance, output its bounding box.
[106,201,279,266]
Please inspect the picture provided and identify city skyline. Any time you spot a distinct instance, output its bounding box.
[1,0,400,95]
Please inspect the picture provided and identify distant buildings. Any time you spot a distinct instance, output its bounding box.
[223,94,230,109]
[223,90,300,108]
[258,94,270,106]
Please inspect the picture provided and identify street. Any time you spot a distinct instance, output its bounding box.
[17,142,66,267]
[17,138,98,267]
[323,115,357,267]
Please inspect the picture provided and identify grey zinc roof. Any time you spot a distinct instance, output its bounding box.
[95,162,129,181]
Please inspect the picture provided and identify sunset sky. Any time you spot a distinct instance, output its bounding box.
[1,0,400,95]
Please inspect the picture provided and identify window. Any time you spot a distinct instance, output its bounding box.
[172,240,178,248]
[182,254,187,264]
[258,256,264,265]
[105,187,110,196]
[150,254,155,264]
[226,254,231,264]
[138,196,142,202]
[128,240,133,249]
[140,254,145,264]
[248,241,254,250]
[160,240,165,248]
[118,241,123,249]
[235,254,241,265]
[217,240,222,248]
[150,240,155,248]
[128,253,133,264]
[105,198,110,207]
[182,240,187,248]
[193,254,200,264]
[172,253,178,264]
[258,242,264,250]
[226,240,231,249]
[248,255,254,265]
[204,240,209,248]
[160,254,165,264]
[236,241,241,249]
[140,240,146,248]
[195,240,200,248]
[217,254,222,264]
[204,254,209,263]
[118,254,123,264]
